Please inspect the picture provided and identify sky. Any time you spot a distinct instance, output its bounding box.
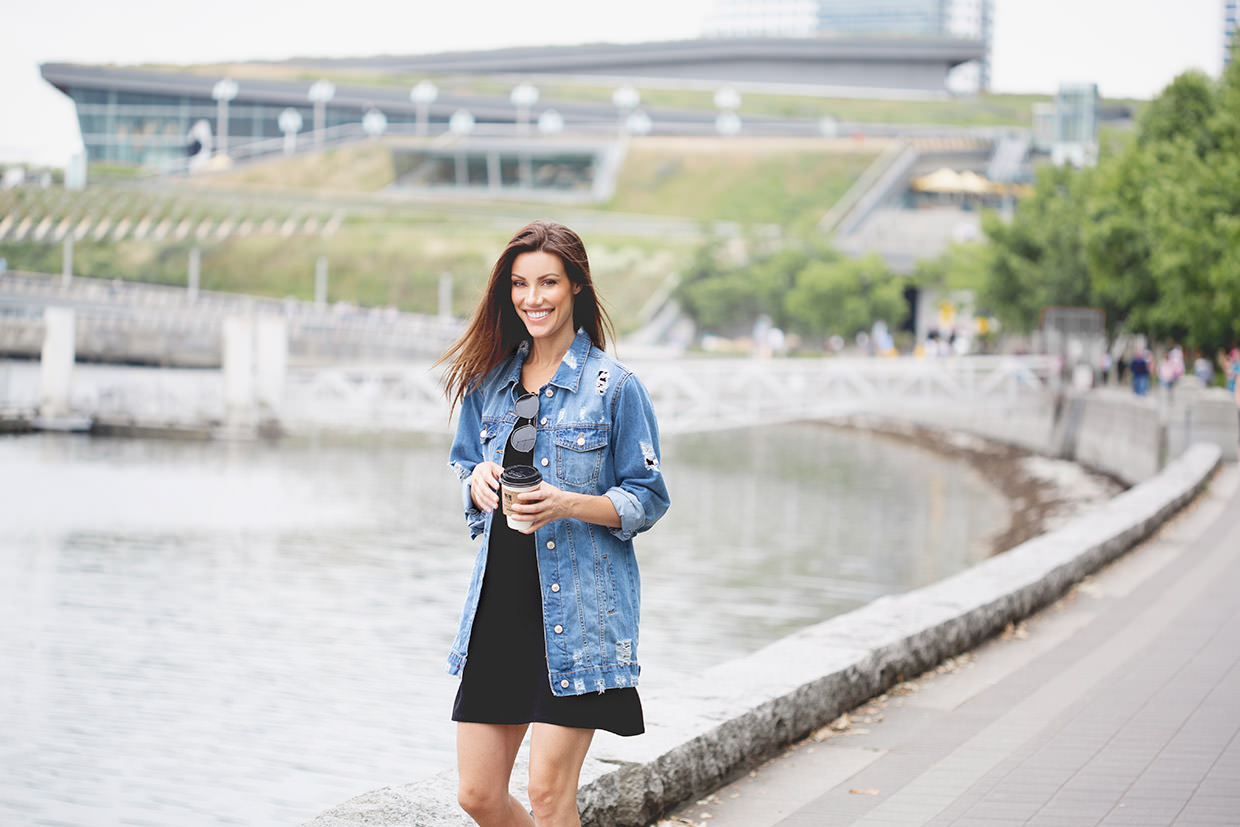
[0,0,1226,167]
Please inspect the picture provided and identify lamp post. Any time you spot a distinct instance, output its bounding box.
[626,110,653,137]
[612,85,640,135]
[714,86,742,137]
[510,82,539,136]
[362,107,387,138]
[449,110,475,188]
[278,108,303,155]
[308,79,336,148]
[410,80,438,136]
[212,78,238,157]
[537,109,564,136]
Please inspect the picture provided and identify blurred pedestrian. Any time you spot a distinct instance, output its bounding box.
[1130,348,1150,396]
[1159,344,1184,402]
[1221,346,1240,392]
[1193,352,1214,386]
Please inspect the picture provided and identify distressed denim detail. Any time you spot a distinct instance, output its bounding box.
[445,329,669,696]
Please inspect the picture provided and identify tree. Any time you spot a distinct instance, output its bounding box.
[979,164,1096,334]
[783,254,905,339]
[1137,70,1218,156]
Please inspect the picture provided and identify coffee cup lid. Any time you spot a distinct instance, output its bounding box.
[500,464,542,485]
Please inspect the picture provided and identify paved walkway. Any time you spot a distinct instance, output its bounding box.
[663,464,1240,827]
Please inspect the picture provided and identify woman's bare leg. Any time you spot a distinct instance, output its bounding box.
[457,722,534,827]
[527,723,595,827]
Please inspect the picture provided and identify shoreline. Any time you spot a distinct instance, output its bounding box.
[819,416,1126,556]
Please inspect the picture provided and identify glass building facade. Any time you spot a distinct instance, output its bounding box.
[47,68,424,170]
[1226,0,1237,69]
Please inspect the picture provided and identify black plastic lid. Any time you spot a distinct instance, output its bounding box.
[499,464,542,486]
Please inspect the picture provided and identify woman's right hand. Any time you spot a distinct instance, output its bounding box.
[469,461,503,513]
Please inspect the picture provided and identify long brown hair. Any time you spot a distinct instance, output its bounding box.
[438,220,614,413]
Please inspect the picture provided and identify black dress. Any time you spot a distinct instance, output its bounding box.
[451,387,644,736]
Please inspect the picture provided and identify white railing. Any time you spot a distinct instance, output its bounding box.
[278,355,1061,435]
[3,353,1061,435]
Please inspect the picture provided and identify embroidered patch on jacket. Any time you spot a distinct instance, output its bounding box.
[596,369,610,394]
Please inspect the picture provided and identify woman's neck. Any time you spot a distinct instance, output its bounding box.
[523,329,575,389]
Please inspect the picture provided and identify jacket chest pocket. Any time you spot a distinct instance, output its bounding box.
[553,426,609,490]
[479,422,503,461]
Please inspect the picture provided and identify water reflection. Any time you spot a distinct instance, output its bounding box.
[0,424,1005,826]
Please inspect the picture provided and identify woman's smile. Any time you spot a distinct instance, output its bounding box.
[511,249,580,347]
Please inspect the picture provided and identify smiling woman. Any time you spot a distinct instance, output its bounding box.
[435,220,670,826]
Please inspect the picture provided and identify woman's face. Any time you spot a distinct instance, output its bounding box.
[511,250,581,346]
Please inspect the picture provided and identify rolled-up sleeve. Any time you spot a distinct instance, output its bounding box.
[447,389,488,539]
[605,372,670,542]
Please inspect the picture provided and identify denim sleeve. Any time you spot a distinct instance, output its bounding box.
[604,372,671,542]
[447,388,487,539]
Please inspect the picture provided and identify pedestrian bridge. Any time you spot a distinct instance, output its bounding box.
[279,354,1061,435]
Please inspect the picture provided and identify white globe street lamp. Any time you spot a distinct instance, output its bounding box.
[362,108,388,138]
[713,86,741,111]
[308,79,336,148]
[449,109,475,136]
[510,82,539,135]
[410,80,438,136]
[625,109,653,136]
[449,109,475,188]
[537,108,564,136]
[715,111,742,137]
[612,85,640,135]
[211,78,238,157]
[278,108,303,155]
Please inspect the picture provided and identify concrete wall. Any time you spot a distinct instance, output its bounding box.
[305,435,1222,827]
[897,385,1238,485]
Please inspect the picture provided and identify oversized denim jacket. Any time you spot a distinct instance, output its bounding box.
[446,329,670,696]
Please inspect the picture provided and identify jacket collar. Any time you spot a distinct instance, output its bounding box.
[497,328,593,396]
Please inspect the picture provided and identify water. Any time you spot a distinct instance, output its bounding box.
[0,424,1006,826]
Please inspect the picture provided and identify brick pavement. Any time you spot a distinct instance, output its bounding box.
[665,465,1239,827]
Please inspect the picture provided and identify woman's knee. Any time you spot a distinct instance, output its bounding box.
[526,771,577,820]
[457,780,507,819]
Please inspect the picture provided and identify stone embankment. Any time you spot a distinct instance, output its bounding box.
[306,402,1224,826]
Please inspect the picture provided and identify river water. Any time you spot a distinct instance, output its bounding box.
[0,424,1006,826]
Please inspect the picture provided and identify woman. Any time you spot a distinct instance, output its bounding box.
[438,221,670,826]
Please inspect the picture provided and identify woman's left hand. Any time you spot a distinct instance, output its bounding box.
[510,481,573,533]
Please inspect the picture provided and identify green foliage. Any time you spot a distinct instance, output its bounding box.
[913,240,991,293]
[1138,71,1217,155]
[980,61,1240,353]
[675,235,906,342]
[785,254,905,337]
[980,164,1096,333]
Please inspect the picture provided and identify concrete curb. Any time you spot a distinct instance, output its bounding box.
[304,442,1221,827]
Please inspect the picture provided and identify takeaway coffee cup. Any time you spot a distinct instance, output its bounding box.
[500,464,542,531]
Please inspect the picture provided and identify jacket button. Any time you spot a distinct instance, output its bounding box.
[551,583,560,592]
[540,457,549,467]
[480,428,487,438]
[554,624,563,634]
[540,416,548,425]
[544,388,554,398]
[560,679,570,688]
[546,540,555,550]
[576,435,585,446]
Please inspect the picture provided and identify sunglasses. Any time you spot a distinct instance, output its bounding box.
[510,392,540,452]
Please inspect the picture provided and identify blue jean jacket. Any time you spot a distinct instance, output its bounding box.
[446,329,671,696]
